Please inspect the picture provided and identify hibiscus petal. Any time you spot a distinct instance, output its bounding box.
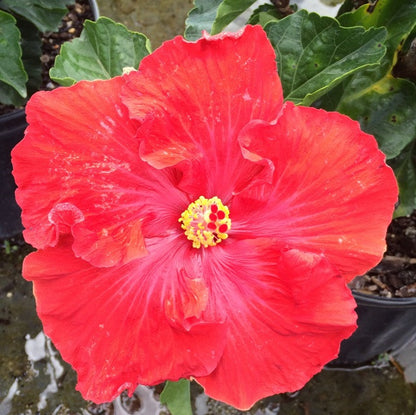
[195,241,357,410]
[12,77,187,266]
[23,236,227,403]
[121,25,283,199]
[234,102,398,280]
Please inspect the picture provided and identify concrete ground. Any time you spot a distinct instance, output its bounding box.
[395,340,416,383]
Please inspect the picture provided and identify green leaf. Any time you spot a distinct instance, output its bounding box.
[0,0,70,32]
[337,0,416,80]
[184,0,222,41]
[0,10,27,105]
[318,0,416,159]
[211,0,257,35]
[19,18,42,97]
[264,10,387,106]
[0,82,25,107]
[336,0,355,17]
[334,76,416,159]
[316,0,416,214]
[50,17,151,86]
[160,380,192,415]
[247,3,284,26]
[389,141,416,217]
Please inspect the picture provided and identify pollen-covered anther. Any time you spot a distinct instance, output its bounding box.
[179,196,231,248]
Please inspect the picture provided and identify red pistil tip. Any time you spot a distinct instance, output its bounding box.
[217,210,226,220]
[218,224,228,233]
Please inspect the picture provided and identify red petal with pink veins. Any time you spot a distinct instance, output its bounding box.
[23,236,227,403]
[12,77,188,266]
[121,25,283,200]
[195,241,357,410]
[234,102,398,281]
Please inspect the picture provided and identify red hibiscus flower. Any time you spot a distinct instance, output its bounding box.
[12,25,397,410]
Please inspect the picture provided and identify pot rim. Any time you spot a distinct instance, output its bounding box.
[352,290,416,307]
[89,0,99,21]
[0,108,27,137]
[0,107,25,120]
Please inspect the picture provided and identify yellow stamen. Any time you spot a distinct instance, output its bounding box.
[179,196,231,248]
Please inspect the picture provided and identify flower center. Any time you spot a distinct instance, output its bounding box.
[179,196,231,249]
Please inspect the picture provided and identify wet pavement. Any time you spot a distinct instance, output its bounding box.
[1,0,416,413]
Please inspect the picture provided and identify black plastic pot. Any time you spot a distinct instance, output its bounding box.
[0,0,99,239]
[329,291,416,366]
[0,110,27,238]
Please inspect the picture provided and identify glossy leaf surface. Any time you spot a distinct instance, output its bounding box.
[0,10,27,105]
[390,142,416,217]
[184,0,222,40]
[50,17,151,86]
[0,0,69,32]
[248,3,284,26]
[211,0,257,34]
[160,380,192,415]
[19,18,42,98]
[265,10,387,106]
[324,0,416,160]
[318,0,416,215]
